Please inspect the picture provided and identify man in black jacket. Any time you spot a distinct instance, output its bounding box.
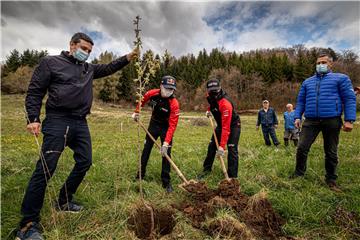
[16,32,138,240]
[256,100,280,147]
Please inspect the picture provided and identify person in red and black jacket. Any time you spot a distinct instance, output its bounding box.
[132,76,180,193]
[197,78,241,180]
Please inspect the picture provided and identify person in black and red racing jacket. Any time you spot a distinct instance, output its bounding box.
[131,76,180,193]
[197,78,241,180]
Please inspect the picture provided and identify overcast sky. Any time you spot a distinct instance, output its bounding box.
[1,1,359,61]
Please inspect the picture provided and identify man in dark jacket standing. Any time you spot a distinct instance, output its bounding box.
[197,78,241,179]
[16,32,138,240]
[290,53,356,192]
[256,100,280,147]
[132,76,180,193]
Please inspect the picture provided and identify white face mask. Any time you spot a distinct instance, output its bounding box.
[160,85,174,98]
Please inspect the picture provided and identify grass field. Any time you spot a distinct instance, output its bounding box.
[1,94,360,240]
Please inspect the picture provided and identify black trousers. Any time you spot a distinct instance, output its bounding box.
[295,117,342,182]
[203,126,241,178]
[20,115,92,227]
[139,120,172,186]
[261,125,280,146]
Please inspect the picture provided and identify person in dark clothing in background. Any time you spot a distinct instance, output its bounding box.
[132,76,180,193]
[290,53,356,192]
[197,78,241,180]
[16,32,138,240]
[355,86,360,96]
[256,100,280,147]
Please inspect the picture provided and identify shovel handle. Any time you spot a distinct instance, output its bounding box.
[208,117,230,181]
[138,121,189,184]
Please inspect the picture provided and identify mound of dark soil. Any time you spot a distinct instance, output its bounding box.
[174,179,290,239]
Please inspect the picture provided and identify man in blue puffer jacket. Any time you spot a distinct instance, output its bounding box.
[290,53,357,192]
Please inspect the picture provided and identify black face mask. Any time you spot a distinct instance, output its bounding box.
[208,90,221,99]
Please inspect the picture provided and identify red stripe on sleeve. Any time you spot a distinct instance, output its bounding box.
[165,98,180,143]
[218,98,232,148]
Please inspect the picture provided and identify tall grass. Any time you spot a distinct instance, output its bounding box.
[1,94,359,239]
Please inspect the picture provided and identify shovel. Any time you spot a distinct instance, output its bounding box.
[208,116,231,181]
[137,121,199,190]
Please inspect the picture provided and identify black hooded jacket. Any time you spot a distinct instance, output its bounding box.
[25,51,129,122]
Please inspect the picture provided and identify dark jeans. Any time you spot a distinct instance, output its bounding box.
[20,115,92,227]
[261,125,279,146]
[139,120,172,186]
[203,126,241,178]
[295,117,342,182]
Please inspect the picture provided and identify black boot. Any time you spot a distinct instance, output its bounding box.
[163,183,173,193]
[284,139,289,146]
[134,171,145,181]
[293,139,298,147]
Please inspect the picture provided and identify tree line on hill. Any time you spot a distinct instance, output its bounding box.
[1,45,359,111]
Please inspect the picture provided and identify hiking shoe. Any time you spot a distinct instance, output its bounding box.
[54,200,83,213]
[163,184,173,193]
[326,181,342,193]
[196,170,211,180]
[288,172,304,179]
[15,222,43,240]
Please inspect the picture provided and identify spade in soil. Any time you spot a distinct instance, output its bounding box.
[138,120,205,193]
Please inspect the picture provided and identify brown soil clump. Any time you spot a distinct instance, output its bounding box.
[242,190,285,239]
[128,202,176,239]
[182,181,216,201]
[128,202,155,239]
[154,208,177,236]
[218,178,241,197]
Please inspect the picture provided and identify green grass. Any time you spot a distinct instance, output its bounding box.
[1,94,360,240]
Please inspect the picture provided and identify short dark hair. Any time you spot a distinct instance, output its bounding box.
[318,52,333,62]
[70,32,94,45]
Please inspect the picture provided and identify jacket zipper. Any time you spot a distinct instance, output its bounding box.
[316,75,322,118]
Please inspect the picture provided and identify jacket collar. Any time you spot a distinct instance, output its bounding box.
[61,51,82,65]
[315,70,332,77]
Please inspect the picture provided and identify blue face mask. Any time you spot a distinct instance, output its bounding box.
[316,64,328,74]
[73,48,89,62]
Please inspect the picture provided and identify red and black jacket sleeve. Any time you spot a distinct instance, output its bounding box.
[218,98,233,149]
[165,98,180,143]
[134,89,160,113]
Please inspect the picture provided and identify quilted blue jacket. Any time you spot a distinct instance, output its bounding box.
[294,72,356,121]
[284,111,295,130]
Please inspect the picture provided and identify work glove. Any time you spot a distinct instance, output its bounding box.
[216,146,225,157]
[132,112,139,122]
[160,142,169,157]
[205,111,211,118]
